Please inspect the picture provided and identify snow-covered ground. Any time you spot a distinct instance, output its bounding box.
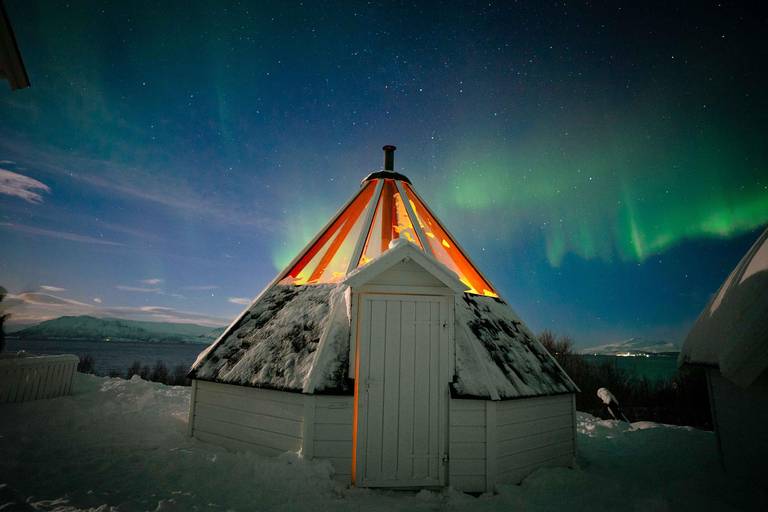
[1,375,765,511]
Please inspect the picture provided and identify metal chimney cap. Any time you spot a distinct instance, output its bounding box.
[361,170,412,185]
[383,145,396,171]
[361,145,410,185]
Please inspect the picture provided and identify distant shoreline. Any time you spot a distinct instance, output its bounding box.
[6,336,211,344]
[581,352,680,358]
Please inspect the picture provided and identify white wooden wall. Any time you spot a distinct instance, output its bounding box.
[494,394,575,485]
[311,395,355,483]
[449,399,488,492]
[189,384,576,492]
[448,394,576,493]
[0,354,78,404]
[190,380,304,456]
[363,259,449,289]
[708,369,768,493]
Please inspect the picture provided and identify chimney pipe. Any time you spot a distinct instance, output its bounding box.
[382,145,396,171]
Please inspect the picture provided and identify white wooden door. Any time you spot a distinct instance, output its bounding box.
[354,294,447,488]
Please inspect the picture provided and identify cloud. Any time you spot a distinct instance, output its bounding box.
[0,138,279,230]
[118,283,184,299]
[93,298,102,303]
[0,168,51,203]
[0,222,124,246]
[117,285,164,294]
[1,292,231,327]
[228,297,252,305]
[185,285,218,290]
[40,285,66,292]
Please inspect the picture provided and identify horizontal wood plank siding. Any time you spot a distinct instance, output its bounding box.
[313,395,354,482]
[450,442,486,459]
[314,423,353,441]
[196,380,305,404]
[450,458,485,476]
[498,440,574,470]
[313,440,353,458]
[450,475,486,491]
[449,399,487,492]
[195,403,303,438]
[496,394,572,426]
[497,454,574,485]
[194,416,301,452]
[497,414,574,442]
[196,386,304,420]
[191,380,304,456]
[314,403,354,425]
[497,427,573,458]
[495,394,575,485]
[450,425,485,442]
[194,430,285,458]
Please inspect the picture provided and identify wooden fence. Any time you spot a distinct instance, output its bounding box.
[0,353,79,404]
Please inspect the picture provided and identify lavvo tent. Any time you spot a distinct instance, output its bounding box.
[188,146,579,492]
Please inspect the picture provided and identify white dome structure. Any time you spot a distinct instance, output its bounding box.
[679,226,768,492]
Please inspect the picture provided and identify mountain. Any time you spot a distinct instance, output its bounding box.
[578,337,680,356]
[10,316,227,343]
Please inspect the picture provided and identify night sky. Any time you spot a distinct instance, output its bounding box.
[1,1,766,348]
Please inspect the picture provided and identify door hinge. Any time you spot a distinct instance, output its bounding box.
[442,453,449,465]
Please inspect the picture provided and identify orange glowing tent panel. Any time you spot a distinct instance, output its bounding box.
[278,148,497,296]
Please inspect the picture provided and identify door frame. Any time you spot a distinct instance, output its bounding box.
[351,290,453,488]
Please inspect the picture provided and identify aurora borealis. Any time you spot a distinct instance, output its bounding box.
[1,1,766,347]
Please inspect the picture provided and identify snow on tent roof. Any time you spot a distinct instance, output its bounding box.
[453,293,578,399]
[679,227,768,388]
[190,283,352,393]
[191,267,576,398]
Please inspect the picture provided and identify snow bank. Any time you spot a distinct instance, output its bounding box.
[2,374,764,511]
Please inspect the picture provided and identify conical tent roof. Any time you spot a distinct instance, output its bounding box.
[275,148,497,296]
[190,147,577,399]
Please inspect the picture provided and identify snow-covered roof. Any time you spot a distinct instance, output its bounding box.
[453,294,578,399]
[679,227,768,388]
[191,280,577,399]
[190,283,352,394]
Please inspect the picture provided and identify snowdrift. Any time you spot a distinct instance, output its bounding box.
[0,374,765,511]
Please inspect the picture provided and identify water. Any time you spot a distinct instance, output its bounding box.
[4,338,210,376]
[5,339,680,381]
[582,354,679,381]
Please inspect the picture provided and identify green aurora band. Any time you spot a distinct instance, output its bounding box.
[445,117,767,267]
